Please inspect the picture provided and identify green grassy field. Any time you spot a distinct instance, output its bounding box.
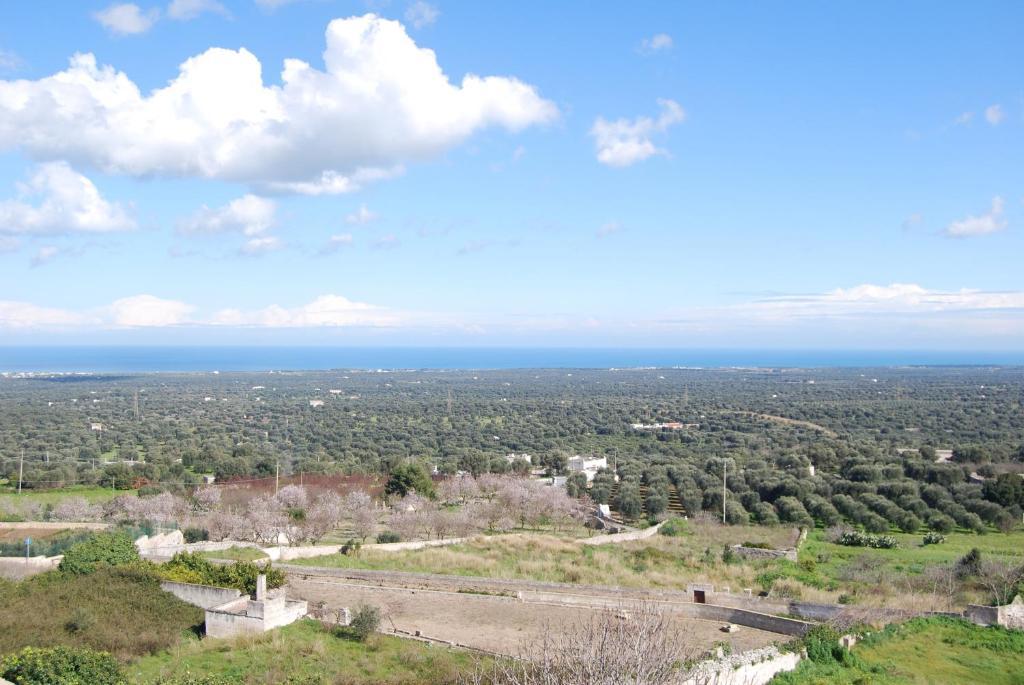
[198,546,268,562]
[128,619,477,684]
[289,521,800,589]
[0,566,203,660]
[0,485,131,508]
[773,617,1024,684]
[795,527,1024,604]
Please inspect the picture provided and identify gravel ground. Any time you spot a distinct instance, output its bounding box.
[288,576,786,657]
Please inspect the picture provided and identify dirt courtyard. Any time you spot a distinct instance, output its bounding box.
[288,576,787,657]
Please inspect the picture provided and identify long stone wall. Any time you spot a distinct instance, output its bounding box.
[580,522,664,546]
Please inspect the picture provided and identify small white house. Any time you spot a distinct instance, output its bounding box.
[309,399,324,408]
[568,455,608,482]
[505,453,532,464]
[89,422,104,432]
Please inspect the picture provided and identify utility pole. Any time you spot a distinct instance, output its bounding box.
[18,449,24,494]
[275,461,280,495]
[722,459,727,524]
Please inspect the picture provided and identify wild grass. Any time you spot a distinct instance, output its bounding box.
[197,546,268,562]
[774,616,1024,684]
[0,566,203,659]
[290,522,800,591]
[128,618,476,684]
[0,485,131,508]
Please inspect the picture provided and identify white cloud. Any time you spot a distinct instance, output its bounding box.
[345,204,378,225]
[954,111,974,126]
[985,104,1005,125]
[944,196,1007,238]
[734,283,1024,321]
[372,234,399,249]
[211,294,395,327]
[30,245,61,267]
[596,220,621,238]
[167,0,229,20]
[590,99,685,167]
[0,237,19,252]
[0,162,135,234]
[94,3,160,35]
[240,235,283,255]
[107,294,194,327]
[178,194,276,237]
[0,301,90,329]
[0,50,20,72]
[254,0,301,8]
[639,33,673,54]
[0,14,556,195]
[901,213,923,231]
[319,233,353,254]
[404,1,439,28]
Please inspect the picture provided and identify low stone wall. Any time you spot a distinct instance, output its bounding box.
[160,580,242,609]
[966,596,1024,630]
[0,554,62,580]
[520,591,811,636]
[580,522,664,546]
[730,545,798,563]
[683,646,802,685]
[140,539,264,559]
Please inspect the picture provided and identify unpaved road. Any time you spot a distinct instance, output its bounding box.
[287,575,785,656]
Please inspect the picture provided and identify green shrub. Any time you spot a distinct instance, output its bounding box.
[340,539,362,556]
[0,645,124,685]
[659,517,688,537]
[375,531,401,544]
[59,532,140,575]
[343,605,381,642]
[159,552,284,595]
[835,531,898,549]
[923,532,946,546]
[384,463,435,499]
[183,527,209,544]
[802,625,851,665]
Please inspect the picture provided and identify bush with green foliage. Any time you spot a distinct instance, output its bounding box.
[658,517,688,537]
[158,552,284,595]
[835,530,898,549]
[0,646,124,685]
[58,532,140,575]
[384,463,435,499]
[340,605,381,642]
[183,527,209,543]
[375,531,401,544]
[923,532,946,545]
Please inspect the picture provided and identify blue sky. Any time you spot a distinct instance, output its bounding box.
[0,1,1021,349]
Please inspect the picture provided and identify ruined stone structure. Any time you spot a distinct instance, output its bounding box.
[204,574,308,638]
[966,595,1024,630]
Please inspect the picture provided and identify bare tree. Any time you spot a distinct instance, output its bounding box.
[206,510,250,541]
[51,496,101,522]
[275,484,309,510]
[343,490,378,541]
[300,491,344,543]
[977,560,1024,606]
[191,485,221,513]
[462,603,697,685]
[247,494,288,544]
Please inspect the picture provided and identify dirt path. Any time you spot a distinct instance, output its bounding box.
[725,411,838,438]
[287,575,785,657]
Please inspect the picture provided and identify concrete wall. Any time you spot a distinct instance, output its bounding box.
[966,596,1024,630]
[135,530,184,555]
[205,599,267,638]
[580,521,664,546]
[160,580,242,609]
[683,646,802,685]
[0,555,62,580]
[525,590,812,636]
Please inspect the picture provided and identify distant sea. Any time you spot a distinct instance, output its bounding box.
[0,346,1021,373]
